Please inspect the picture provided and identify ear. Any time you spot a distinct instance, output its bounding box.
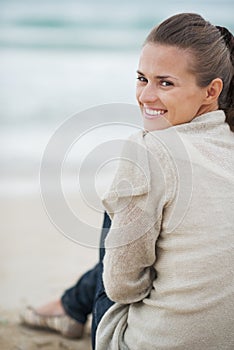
[204,78,223,104]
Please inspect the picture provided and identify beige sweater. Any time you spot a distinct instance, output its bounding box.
[96,110,234,350]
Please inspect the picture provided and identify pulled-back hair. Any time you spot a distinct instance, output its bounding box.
[144,13,234,131]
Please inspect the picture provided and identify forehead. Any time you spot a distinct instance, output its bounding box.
[138,43,194,77]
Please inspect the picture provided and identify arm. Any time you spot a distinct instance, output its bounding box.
[102,132,176,304]
[103,202,162,304]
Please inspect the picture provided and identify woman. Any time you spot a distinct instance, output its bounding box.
[95,13,234,350]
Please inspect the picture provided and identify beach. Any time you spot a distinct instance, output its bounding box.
[0,194,101,349]
[1,1,233,348]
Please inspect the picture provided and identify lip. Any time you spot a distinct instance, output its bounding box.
[143,107,167,119]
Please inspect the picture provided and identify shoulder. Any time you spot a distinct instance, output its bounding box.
[102,129,178,213]
[125,129,177,166]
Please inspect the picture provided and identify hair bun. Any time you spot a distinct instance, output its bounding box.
[216,26,234,56]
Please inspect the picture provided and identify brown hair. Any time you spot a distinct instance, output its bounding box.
[144,13,234,131]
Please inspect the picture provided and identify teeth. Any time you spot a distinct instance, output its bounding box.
[145,108,165,116]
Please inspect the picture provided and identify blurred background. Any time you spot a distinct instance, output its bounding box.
[0,0,233,340]
[1,0,233,197]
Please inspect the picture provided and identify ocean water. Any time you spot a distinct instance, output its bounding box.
[1,0,233,195]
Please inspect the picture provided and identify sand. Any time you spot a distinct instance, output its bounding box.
[0,309,92,350]
[0,193,103,350]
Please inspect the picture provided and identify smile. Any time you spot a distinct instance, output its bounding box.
[144,108,167,119]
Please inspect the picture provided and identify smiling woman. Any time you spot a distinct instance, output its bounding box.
[136,44,223,131]
[17,11,234,350]
[141,12,234,131]
[94,13,234,350]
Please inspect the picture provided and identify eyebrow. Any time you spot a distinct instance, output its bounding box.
[136,70,178,80]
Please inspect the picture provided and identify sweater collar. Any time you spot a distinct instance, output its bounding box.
[171,110,226,133]
[143,110,227,137]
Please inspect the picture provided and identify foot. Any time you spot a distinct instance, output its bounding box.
[35,299,65,316]
[20,300,85,339]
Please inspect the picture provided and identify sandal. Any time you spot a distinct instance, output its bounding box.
[20,306,84,339]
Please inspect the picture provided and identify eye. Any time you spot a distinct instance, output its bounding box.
[160,80,173,87]
[136,76,148,83]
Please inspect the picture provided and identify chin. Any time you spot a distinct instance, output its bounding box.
[143,117,171,132]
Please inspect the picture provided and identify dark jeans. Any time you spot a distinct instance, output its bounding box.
[61,212,114,349]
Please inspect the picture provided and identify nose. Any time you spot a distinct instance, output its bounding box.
[138,83,158,104]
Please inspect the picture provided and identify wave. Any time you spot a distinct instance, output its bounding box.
[1,0,233,51]
[0,27,146,51]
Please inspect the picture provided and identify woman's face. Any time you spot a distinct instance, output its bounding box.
[136,43,217,131]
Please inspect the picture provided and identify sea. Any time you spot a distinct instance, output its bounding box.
[1,0,233,197]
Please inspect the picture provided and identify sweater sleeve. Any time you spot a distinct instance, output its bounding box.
[102,131,176,304]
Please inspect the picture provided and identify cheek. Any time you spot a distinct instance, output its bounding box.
[168,91,197,112]
[136,87,142,104]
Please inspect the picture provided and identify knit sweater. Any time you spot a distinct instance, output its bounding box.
[96,110,234,350]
